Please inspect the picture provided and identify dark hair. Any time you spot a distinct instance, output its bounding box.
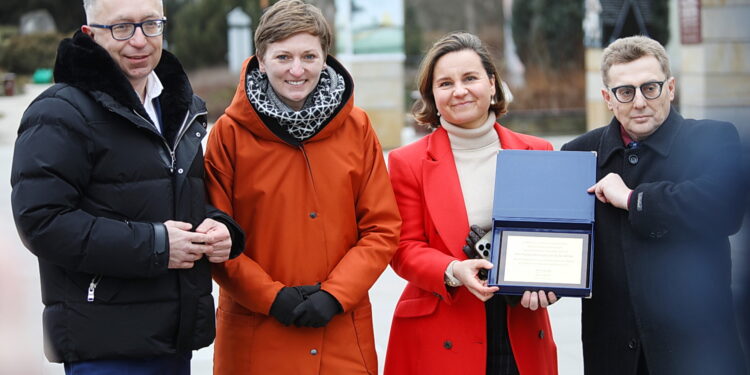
[254,0,333,60]
[412,32,506,128]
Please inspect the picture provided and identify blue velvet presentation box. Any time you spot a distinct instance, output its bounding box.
[487,150,596,298]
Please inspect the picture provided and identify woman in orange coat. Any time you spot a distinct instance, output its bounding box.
[203,1,401,374]
[384,32,558,375]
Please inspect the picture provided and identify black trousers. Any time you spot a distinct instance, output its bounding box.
[486,295,519,375]
[637,347,650,375]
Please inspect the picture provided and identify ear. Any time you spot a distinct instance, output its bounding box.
[258,58,266,73]
[667,76,676,102]
[81,25,94,38]
[601,87,614,111]
[489,74,497,97]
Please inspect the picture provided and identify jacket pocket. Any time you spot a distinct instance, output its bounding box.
[69,273,123,303]
[393,295,440,318]
[352,304,378,374]
[214,307,258,374]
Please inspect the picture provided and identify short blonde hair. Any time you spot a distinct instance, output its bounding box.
[412,32,506,128]
[601,35,671,86]
[254,0,333,60]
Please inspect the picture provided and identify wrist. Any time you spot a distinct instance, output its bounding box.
[151,223,168,271]
[621,189,633,210]
[444,260,462,287]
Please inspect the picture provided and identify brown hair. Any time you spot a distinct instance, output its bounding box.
[254,0,333,60]
[412,32,506,128]
[601,35,671,86]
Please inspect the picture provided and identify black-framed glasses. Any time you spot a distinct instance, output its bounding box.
[89,19,167,41]
[609,80,666,103]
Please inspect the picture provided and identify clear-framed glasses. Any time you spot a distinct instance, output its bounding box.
[89,19,167,41]
[609,80,667,103]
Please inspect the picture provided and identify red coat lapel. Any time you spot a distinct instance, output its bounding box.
[422,127,469,258]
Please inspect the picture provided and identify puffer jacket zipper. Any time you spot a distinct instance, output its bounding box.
[133,109,207,173]
[87,275,103,302]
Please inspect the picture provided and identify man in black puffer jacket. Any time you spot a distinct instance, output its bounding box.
[10,0,244,373]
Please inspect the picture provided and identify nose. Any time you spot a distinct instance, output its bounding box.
[289,59,304,77]
[632,89,647,108]
[129,26,147,47]
[453,82,468,97]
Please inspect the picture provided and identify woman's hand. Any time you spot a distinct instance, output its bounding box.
[520,290,559,310]
[451,259,499,301]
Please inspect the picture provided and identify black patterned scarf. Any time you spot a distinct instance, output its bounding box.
[246,65,345,141]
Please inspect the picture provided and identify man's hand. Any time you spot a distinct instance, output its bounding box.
[195,218,232,263]
[520,290,559,311]
[452,259,499,301]
[587,172,632,210]
[164,220,211,269]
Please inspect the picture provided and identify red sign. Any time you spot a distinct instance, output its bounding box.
[679,0,702,44]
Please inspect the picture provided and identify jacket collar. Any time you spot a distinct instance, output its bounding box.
[426,122,533,160]
[53,31,199,144]
[224,55,354,145]
[598,107,681,167]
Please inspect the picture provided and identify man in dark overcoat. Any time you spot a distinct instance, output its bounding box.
[10,0,244,373]
[563,35,746,375]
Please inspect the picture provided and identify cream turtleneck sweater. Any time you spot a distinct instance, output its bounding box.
[440,112,501,232]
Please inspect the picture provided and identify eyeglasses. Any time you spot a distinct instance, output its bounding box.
[609,80,667,103]
[89,19,167,41]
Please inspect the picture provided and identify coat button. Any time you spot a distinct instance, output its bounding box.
[538,330,545,339]
[309,212,318,219]
[177,168,184,174]
[628,339,637,349]
[628,154,639,165]
[443,340,453,350]
[310,348,318,355]
[195,132,201,137]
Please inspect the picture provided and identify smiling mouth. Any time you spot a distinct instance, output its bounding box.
[452,101,473,108]
[126,55,149,61]
[286,80,306,86]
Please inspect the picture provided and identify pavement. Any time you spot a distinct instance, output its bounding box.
[0,84,584,374]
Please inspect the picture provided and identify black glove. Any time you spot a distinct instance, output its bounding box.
[462,225,488,280]
[462,225,487,258]
[269,284,320,326]
[292,290,342,328]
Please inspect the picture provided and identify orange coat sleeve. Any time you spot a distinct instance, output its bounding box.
[321,117,402,311]
[204,118,284,314]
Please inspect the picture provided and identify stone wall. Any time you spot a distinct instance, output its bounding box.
[585,48,610,131]
[347,56,405,150]
[678,0,750,129]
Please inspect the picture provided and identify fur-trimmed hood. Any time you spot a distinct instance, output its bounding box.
[54,30,200,143]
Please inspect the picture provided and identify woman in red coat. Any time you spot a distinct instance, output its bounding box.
[384,32,558,375]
